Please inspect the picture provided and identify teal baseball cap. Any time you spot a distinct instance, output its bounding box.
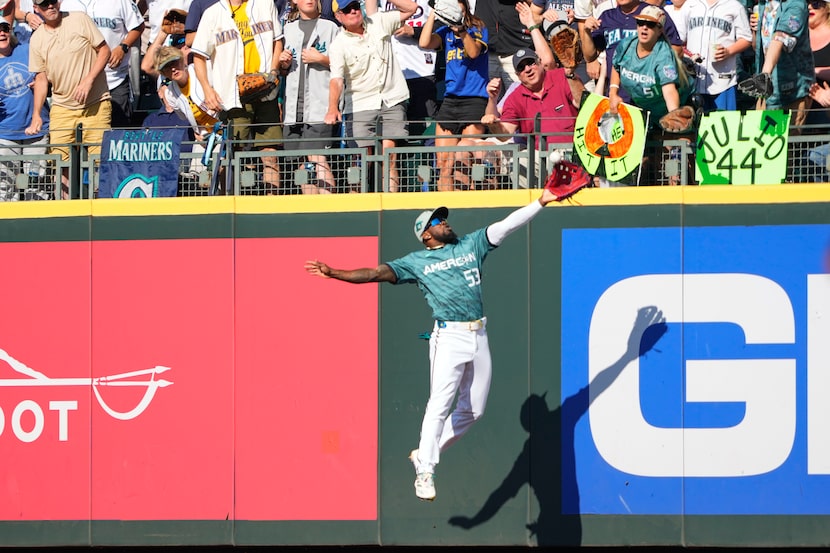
[413,206,449,242]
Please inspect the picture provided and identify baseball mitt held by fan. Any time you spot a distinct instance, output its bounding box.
[431,0,464,27]
[548,23,581,69]
[738,72,773,99]
[659,105,697,133]
[236,72,279,104]
[545,160,591,201]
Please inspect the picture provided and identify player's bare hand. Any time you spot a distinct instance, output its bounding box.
[539,186,558,206]
[304,260,332,278]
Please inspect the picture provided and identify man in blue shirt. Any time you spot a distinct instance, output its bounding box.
[304,187,560,501]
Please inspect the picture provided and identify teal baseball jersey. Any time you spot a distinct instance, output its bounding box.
[613,35,692,123]
[386,228,496,322]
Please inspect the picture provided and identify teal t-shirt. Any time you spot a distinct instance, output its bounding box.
[613,35,691,123]
[385,228,496,322]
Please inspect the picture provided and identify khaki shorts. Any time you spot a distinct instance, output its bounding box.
[49,101,112,160]
[224,99,283,149]
[347,102,408,148]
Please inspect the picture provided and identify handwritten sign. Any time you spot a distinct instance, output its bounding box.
[695,110,790,185]
[573,93,647,182]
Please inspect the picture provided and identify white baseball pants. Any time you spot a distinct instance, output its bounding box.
[415,318,492,474]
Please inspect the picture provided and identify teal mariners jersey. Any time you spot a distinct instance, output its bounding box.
[386,228,496,322]
[613,35,692,123]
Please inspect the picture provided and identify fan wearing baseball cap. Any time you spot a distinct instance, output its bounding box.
[608,4,691,124]
[481,2,584,148]
[324,0,417,192]
[579,0,683,99]
[305,186,562,502]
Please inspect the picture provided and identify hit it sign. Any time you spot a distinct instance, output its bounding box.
[562,225,830,515]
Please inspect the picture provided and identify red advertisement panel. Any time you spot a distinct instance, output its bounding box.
[0,242,92,520]
[90,239,235,520]
[234,237,379,520]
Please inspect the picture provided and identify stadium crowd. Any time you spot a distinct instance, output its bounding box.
[0,0,824,195]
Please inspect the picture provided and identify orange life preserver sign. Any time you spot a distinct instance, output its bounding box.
[572,93,647,181]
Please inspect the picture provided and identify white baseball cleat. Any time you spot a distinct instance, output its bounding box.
[414,472,436,501]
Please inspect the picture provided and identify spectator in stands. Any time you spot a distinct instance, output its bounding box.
[325,0,417,193]
[684,0,752,112]
[610,5,691,184]
[751,0,813,126]
[26,0,111,196]
[0,20,49,199]
[62,0,145,127]
[609,5,690,123]
[280,0,339,194]
[419,0,488,191]
[808,0,830,125]
[475,0,534,90]
[386,0,438,138]
[572,0,607,92]
[154,45,217,137]
[580,0,683,97]
[141,11,188,79]
[184,0,217,46]
[482,22,583,149]
[191,0,285,192]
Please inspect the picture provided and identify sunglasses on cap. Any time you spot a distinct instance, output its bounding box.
[0,22,10,32]
[427,217,446,229]
[170,34,186,47]
[636,19,658,28]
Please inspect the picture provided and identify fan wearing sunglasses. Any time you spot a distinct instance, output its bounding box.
[0,19,50,200]
[25,0,111,192]
[608,5,691,125]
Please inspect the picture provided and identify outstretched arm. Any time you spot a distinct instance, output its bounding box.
[486,188,558,246]
[305,260,398,284]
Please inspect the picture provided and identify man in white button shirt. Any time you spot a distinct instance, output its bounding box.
[325,0,417,192]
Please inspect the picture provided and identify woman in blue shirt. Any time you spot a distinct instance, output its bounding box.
[419,0,488,191]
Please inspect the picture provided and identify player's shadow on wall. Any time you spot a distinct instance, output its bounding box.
[448,306,668,546]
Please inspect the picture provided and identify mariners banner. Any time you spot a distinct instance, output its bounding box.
[98,128,184,198]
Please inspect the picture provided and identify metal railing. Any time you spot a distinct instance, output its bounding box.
[3,116,830,200]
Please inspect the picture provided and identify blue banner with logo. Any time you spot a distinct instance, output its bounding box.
[562,225,830,515]
[98,128,184,198]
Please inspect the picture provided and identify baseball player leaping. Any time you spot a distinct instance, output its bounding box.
[304,188,559,501]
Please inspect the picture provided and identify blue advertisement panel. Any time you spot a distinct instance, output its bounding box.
[562,225,830,515]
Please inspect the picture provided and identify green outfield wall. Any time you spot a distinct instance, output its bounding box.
[0,186,829,547]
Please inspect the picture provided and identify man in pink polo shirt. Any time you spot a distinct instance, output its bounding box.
[482,48,584,147]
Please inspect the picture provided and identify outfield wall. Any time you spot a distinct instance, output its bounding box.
[1,187,830,547]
